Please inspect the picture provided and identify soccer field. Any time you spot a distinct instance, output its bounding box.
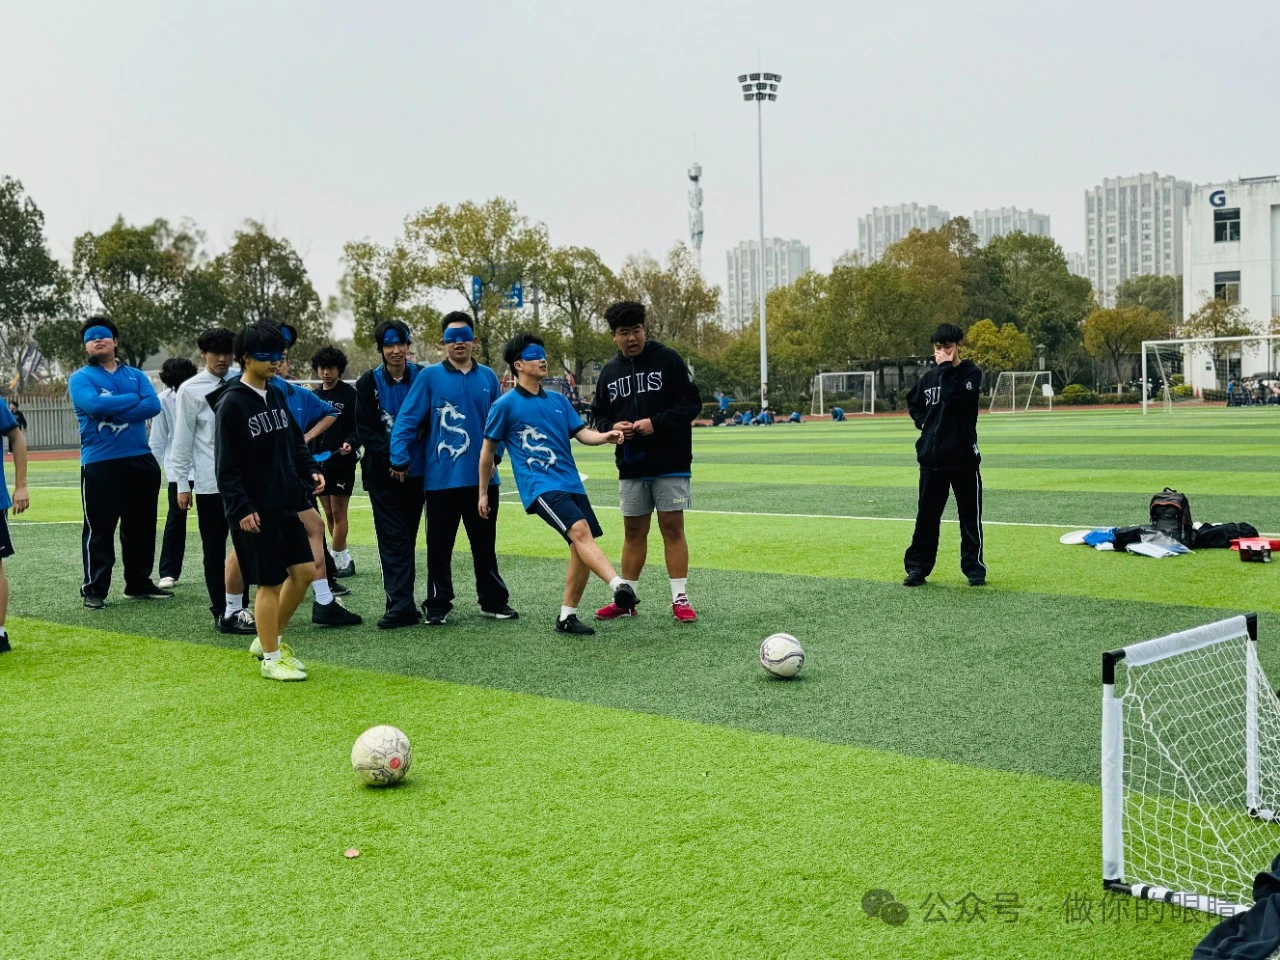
[3,407,1277,959]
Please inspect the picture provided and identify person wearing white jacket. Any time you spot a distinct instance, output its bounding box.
[169,328,255,635]
[149,358,197,589]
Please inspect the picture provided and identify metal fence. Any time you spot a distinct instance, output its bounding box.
[10,395,79,451]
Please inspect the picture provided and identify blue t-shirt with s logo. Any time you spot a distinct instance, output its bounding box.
[483,386,585,510]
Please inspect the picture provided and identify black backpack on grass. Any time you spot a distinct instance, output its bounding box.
[1150,488,1194,547]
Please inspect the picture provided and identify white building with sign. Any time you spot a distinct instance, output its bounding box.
[1182,176,1280,389]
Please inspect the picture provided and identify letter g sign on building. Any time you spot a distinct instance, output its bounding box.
[1210,190,1227,208]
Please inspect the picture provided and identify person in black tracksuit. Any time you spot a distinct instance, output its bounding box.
[903,323,987,587]
[355,319,426,627]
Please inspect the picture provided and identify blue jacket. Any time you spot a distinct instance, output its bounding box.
[389,359,503,491]
[69,363,161,465]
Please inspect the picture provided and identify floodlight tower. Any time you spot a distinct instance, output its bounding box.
[737,68,781,411]
[688,162,704,270]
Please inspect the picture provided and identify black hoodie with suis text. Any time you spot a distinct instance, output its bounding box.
[591,339,702,480]
[212,379,320,526]
[906,358,982,469]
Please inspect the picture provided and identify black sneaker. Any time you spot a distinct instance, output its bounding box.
[903,575,926,587]
[313,599,363,626]
[968,578,987,587]
[83,595,105,610]
[217,609,258,635]
[377,610,422,630]
[481,604,519,620]
[124,582,174,600]
[334,560,356,579]
[328,579,351,598]
[556,614,595,636]
[613,582,638,611]
[0,634,10,653]
[425,609,448,626]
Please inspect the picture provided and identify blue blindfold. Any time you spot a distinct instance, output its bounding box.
[250,349,284,362]
[443,326,475,344]
[83,325,115,343]
[519,345,547,362]
[380,328,408,347]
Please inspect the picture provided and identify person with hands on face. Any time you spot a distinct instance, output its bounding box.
[479,333,632,637]
[389,312,514,627]
[590,301,703,623]
[355,320,426,628]
[903,323,987,588]
[213,323,325,681]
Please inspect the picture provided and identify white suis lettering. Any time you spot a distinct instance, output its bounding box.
[924,386,942,406]
[247,407,290,438]
[606,370,663,402]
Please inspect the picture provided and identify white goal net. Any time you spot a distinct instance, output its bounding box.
[811,371,875,416]
[1102,614,1280,917]
[988,371,1052,413]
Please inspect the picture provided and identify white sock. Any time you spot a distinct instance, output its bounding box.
[337,549,351,566]
[224,593,243,617]
[0,626,7,638]
[559,605,577,621]
[670,578,688,601]
[262,649,280,663]
[625,579,639,592]
[313,578,333,605]
[608,576,624,591]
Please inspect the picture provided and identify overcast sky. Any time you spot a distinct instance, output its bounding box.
[4,0,1278,336]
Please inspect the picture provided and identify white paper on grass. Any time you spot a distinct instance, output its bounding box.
[1126,541,1181,559]
[1060,530,1091,545]
[1093,541,1116,551]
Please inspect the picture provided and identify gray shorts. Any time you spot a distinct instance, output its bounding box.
[619,477,692,517]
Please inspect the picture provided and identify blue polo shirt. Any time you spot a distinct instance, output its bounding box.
[0,399,17,510]
[68,363,161,465]
[272,376,335,432]
[389,359,502,491]
[483,385,585,510]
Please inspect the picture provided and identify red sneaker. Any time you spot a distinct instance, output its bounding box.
[595,602,637,620]
[671,594,698,622]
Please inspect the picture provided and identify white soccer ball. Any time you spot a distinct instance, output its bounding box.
[759,633,805,678]
[351,725,412,786]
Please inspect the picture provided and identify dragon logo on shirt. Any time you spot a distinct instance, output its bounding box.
[379,408,396,436]
[516,424,556,470]
[435,401,470,461]
[97,421,129,437]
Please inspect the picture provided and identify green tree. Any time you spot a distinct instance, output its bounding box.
[539,245,617,383]
[961,319,1033,386]
[1115,274,1182,331]
[338,240,437,349]
[942,217,1013,328]
[0,177,67,386]
[616,243,721,351]
[402,198,550,365]
[1082,307,1168,393]
[882,228,964,333]
[213,221,329,360]
[723,273,828,409]
[1181,295,1254,387]
[49,217,200,369]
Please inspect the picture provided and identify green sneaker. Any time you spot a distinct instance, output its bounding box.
[260,657,307,681]
[249,638,305,671]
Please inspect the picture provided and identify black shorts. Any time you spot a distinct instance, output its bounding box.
[0,510,13,560]
[323,458,358,497]
[229,513,312,587]
[528,491,603,544]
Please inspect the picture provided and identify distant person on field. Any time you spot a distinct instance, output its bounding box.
[479,332,632,636]
[903,322,986,588]
[788,412,801,423]
[831,406,846,421]
[1227,379,1235,407]
[149,357,197,589]
[0,395,30,652]
[590,301,702,623]
[7,398,25,454]
[69,316,168,608]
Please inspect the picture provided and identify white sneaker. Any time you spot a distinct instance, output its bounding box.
[249,637,305,671]
[157,577,178,589]
[261,658,307,681]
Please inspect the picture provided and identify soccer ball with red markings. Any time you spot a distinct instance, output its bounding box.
[759,633,805,678]
[351,726,412,786]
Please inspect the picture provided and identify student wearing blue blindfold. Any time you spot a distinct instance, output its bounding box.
[388,312,514,626]
[68,316,168,608]
[480,333,635,636]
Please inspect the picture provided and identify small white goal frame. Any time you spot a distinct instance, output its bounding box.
[811,371,875,416]
[988,371,1053,414]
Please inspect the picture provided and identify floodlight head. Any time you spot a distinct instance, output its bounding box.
[750,72,761,80]
[743,93,753,101]
[755,93,767,100]
[738,74,748,83]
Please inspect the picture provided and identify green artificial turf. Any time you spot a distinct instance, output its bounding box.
[0,620,1213,960]
[3,406,1277,959]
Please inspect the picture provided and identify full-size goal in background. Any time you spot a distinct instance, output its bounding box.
[811,371,875,416]
[988,371,1052,413]
[1102,613,1280,917]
